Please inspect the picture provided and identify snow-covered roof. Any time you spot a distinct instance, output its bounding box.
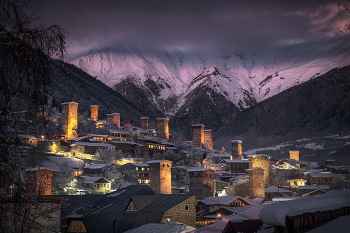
[214,171,231,175]
[19,135,37,139]
[247,167,265,171]
[297,185,330,190]
[213,153,231,159]
[231,140,242,142]
[305,215,350,233]
[265,186,292,193]
[132,163,148,167]
[222,159,249,163]
[82,176,110,183]
[272,196,305,202]
[107,129,131,134]
[110,140,144,146]
[199,196,243,205]
[307,172,345,178]
[71,142,115,147]
[65,137,88,141]
[125,222,195,233]
[84,164,108,169]
[302,189,327,197]
[259,189,350,227]
[147,160,172,163]
[187,167,214,172]
[192,124,204,127]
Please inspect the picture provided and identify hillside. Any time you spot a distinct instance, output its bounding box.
[50,61,151,127]
[67,35,350,136]
[213,66,350,164]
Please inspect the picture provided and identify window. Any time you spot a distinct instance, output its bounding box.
[166,218,171,222]
[185,204,189,211]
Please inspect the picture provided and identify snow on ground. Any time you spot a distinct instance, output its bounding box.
[42,156,84,169]
[244,133,350,155]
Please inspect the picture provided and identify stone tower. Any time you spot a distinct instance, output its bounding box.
[289,151,299,161]
[248,167,265,199]
[113,113,120,128]
[90,105,99,121]
[26,168,53,195]
[61,102,78,139]
[192,124,204,148]
[247,154,270,187]
[188,168,214,200]
[141,117,148,129]
[157,118,169,141]
[204,129,213,150]
[106,114,113,124]
[231,140,243,159]
[148,160,172,194]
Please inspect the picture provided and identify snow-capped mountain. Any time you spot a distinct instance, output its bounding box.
[67,35,350,117]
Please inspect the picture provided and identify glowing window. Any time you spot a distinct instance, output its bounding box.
[68,221,87,232]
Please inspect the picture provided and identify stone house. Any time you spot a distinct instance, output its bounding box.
[81,176,111,194]
[61,185,197,232]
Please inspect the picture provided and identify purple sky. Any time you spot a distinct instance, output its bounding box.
[30,0,350,55]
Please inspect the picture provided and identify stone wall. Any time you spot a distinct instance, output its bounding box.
[248,167,265,199]
[149,160,172,194]
[157,118,169,141]
[141,117,148,129]
[113,113,120,127]
[192,124,204,148]
[289,151,299,164]
[225,182,249,197]
[204,130,213,150]
[106,114,113,124]
[91,105,99,121]
[61,102,78,139]
[248,154,270,187]
[161,195,197,227]
[231,140,242,159]
[189,169,214,200]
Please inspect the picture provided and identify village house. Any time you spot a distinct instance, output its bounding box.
[260,189,350,233]
[306,172,346,186]
[70,142,115,157]
[81,176,111,194]
[61,185,197,232]
[197,196,251,217]
[221,159,249,173]
[83,164,108,177]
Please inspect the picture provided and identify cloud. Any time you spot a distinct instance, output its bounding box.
[29,0,350,54]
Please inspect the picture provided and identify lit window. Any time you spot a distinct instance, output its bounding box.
[167,218,171,222]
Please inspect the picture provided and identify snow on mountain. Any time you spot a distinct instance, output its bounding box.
[67,35,350,116]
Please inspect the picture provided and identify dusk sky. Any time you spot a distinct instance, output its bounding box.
[30,0,350,56]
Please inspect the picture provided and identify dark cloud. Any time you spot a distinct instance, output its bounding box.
[28,0,350,54]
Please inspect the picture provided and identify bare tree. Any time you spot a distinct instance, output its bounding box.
[95,148,123,163]
[0,0,65,232]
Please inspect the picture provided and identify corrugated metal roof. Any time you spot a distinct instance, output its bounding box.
[62,185,155,217]
[131,195,162,211]
[124,222,196,233]
[141,194,195,212]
